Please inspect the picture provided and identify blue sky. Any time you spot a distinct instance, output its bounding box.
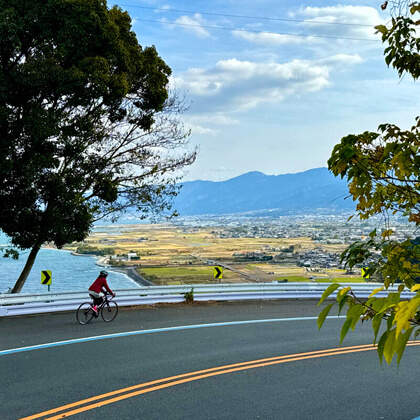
[111,1,418,181]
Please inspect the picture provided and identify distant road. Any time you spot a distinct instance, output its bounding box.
[2,300,420,419]
[192,253,266,282]
[125,266,154,286]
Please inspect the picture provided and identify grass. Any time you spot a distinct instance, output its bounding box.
[275,276,309,282]
[141,266,213,277]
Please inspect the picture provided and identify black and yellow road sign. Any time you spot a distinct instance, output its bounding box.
[361,268,370,279]
[214,266,222,279]
[41,270,52,285]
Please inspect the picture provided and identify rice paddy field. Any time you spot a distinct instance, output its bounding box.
[76,223,366,285]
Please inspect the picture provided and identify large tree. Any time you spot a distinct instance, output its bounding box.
[318,2,420,364]
[0,0,196,293]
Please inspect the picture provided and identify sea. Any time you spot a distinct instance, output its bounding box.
[0,231,141,294]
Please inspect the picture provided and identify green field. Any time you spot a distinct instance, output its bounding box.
[275,276,308,282]
[139,266,239,285]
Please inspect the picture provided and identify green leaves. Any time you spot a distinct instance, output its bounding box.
[316,280,418,365]
[337,304,366,344]
[377,327,414,365]
[317,303,335,330]
[383,329,396,365]
[323,1,420,364]
[347,304,365,331]
[372,313,383,344]
[377,330,389,364]
[396,327,414,364]
[318,283,340,306]
[340,318,353,345]
[316,284,365,344]
[375,24,389,36]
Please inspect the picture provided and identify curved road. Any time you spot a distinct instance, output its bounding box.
[1,300,419,420]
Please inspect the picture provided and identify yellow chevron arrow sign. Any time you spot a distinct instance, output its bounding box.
[214,266,222,279]
[41,270,52,285]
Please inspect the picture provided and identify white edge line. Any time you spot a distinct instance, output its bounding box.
[0,316,346,356]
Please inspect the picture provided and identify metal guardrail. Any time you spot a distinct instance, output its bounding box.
[0,282,413,317]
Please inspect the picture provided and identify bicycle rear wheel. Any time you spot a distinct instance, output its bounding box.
[76,302,95,325]
[101,301,118,322]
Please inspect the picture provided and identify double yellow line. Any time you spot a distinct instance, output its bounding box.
[21,341,420,420]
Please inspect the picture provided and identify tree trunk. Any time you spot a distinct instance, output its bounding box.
[11,245,41,293]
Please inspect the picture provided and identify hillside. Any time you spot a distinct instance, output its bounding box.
[172,167,354,216]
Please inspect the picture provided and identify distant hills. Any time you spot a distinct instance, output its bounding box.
[172,167,355,216]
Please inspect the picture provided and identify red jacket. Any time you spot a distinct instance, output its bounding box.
[89,276,113,294]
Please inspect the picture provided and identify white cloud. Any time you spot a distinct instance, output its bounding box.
[212,167,234,173]
[232,5,386,47]
[186,123,219,136]
[186,114,240,126]
[180,114,240,138]
[232,30,313,45]
[293,5,383,24]
[175,14,210,38]
[151,4,171,12]
[291,5,386,40]
[318,54,363,66]
[173,58,332,112]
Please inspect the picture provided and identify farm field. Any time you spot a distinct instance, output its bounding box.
[74,223,366,285]
[139,266,241,285]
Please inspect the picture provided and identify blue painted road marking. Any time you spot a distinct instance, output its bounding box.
[0,316,345,356]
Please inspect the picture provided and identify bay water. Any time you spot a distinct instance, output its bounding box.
[0,232,140,294]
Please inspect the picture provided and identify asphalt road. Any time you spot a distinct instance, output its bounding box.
[1,300,420,420]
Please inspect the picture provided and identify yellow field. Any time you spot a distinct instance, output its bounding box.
[138,265,241,285]
[75,223,353,285]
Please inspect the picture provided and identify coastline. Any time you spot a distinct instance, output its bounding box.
[123,267,154,287]
[1,247,139,294]
[90,254,154,287]
[66,249,155,287]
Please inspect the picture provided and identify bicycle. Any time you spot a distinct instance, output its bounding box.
[76,292,118,325]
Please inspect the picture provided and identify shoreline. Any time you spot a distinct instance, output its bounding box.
[57,249,154,287]
[1,248,140,294]
[84,253,155,287]
[123,267,155,287]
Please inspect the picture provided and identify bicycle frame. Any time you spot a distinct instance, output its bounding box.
[77,292,118,325]
[94,292,114,310]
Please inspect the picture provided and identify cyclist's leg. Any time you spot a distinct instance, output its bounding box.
[89,292,102,313]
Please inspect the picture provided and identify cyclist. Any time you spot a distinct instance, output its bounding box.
[88,270,115,315]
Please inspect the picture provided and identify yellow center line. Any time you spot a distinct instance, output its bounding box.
[20,341,420,420]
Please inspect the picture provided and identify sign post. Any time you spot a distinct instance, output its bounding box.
[41,270,52,291]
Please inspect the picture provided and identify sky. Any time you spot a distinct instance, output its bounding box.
[111,0,419,182]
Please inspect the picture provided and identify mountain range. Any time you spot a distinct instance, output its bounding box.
[172,167,355,216]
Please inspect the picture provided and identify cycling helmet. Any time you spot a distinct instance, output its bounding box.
[100,270,108,277]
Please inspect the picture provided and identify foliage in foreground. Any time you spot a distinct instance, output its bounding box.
[317,283,420,364]
[318,2,420,364]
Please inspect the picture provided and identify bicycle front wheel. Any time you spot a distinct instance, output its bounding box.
[76,302,95,325]
[101,301,118,322]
